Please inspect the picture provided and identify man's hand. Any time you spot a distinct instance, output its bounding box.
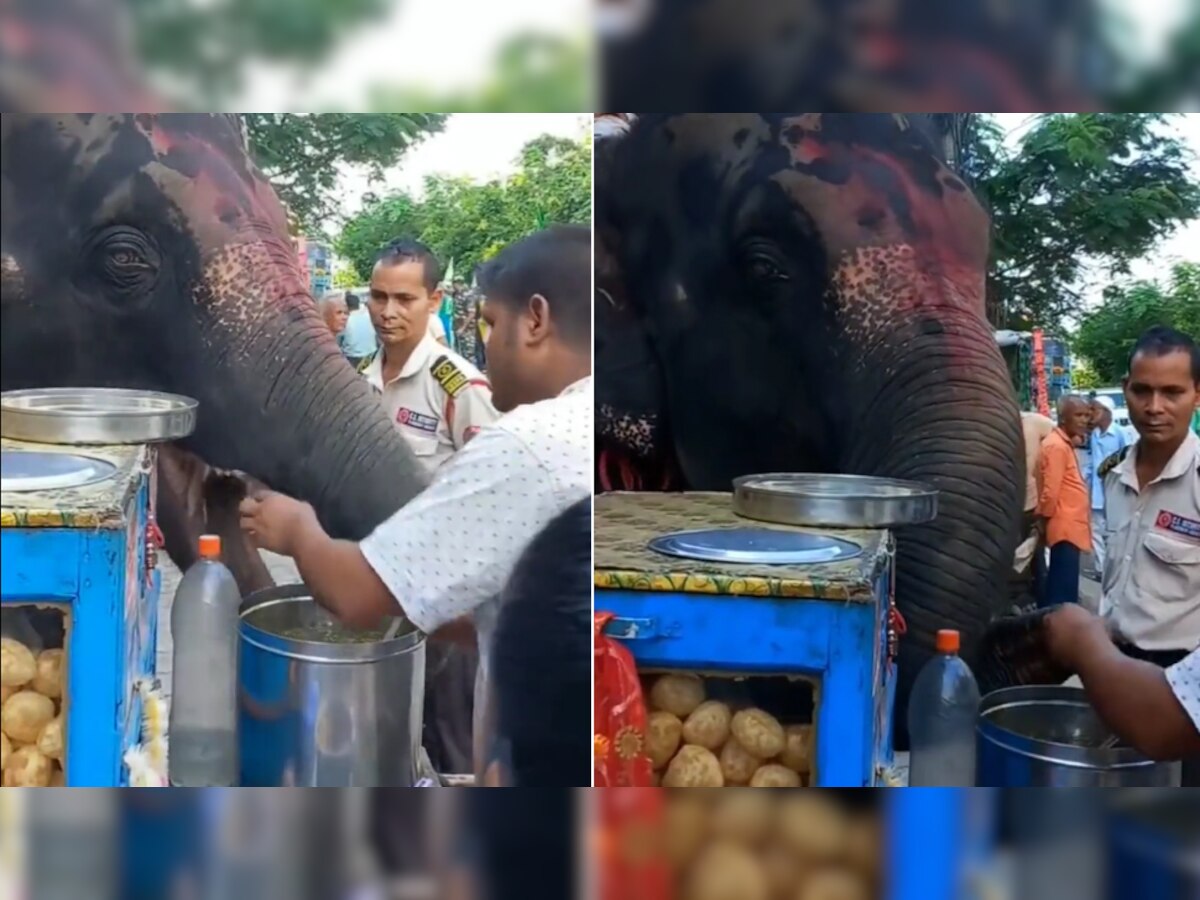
[238,490,320,558]
[1043,604,1113,673]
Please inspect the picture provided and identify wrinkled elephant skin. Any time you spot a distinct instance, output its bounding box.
[597,114,1024,744]
[0,113,473,773]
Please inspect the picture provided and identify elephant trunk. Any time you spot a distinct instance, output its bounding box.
[842,310,1024,730]
[183,305,428,541]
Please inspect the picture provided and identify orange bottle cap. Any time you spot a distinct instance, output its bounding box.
[198,534,221,559]
[936,629,960,653]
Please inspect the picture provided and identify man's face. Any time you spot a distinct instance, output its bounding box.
[1091,403,1112,431]
[322,299,348,336]
[1058,401,1089,439]
[1125,350,1199,447]
[479,297,528,413]
[368,260,439,348]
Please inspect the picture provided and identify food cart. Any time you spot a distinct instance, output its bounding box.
[594,475,933,788]
[1,437,161,786]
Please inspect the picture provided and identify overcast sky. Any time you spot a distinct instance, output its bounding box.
[992,112,1200,309]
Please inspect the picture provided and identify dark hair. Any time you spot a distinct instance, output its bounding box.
[458,792,576,900]
[477,225,592,347]
[1128,326,1200,383]
[490,496,591,787]
[374,238,441,292]
[344,292,360,311]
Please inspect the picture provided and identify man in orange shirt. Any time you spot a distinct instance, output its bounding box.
[1037,395,1094,606]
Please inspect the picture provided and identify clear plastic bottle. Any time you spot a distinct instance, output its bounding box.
[907,629,981,787]
[169,534,240,786]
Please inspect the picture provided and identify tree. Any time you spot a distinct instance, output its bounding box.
[129,0,393,105]
[961,114,1200,330]
[243,114,447,236]
[336,132,592,281]
[1074,262,1200,383]
[367,34,589,112]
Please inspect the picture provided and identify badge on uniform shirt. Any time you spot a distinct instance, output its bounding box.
[431,355,469,398]
[1155,510,1200,543]
[396,407,439,434]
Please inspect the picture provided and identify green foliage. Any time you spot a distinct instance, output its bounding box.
[1070,360,1103,391]
[332,267,361,290]
[368,34,590,112]
[336,132,592,282]
[962,114,1200,330]
[1074,262,1200,383]
[243,114,447,236]
[129,0,392,104]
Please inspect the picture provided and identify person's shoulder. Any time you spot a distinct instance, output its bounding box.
[1098,445,1131,479]
[429,347,487,398]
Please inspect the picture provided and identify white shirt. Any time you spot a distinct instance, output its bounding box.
[359,376,592,767]
[1166,649,1200,734]
[359,335,498,474]
[1100,431,1200,650]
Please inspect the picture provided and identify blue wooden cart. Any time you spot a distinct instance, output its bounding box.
[595,492,900,787]
[1,438,161,786]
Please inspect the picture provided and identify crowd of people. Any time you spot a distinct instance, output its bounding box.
[244,227,594,786]
[1018,325,1199,777]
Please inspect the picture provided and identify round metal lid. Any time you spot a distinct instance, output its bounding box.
[648,527,862,565]
[733,473,938,529]
[0,450,118,492]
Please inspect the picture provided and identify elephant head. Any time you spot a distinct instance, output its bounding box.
[597,113,1024,730]
[0,114,427,542]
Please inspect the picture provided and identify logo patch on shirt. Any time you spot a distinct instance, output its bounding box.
[431,355,469,398]
[396,407,438,433]
[1155,510,1200,542]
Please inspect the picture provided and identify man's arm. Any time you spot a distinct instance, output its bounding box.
[1036,439,1066,526]
[1045,606,1200,760]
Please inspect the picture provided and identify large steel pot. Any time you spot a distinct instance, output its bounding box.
[977,686,1181,787]
[238,585,425,787]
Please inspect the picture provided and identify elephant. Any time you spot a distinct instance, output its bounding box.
[600,0,1099,112]
[595,113,1026,742]
[0,113,473,774]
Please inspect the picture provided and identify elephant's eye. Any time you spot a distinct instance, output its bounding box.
[743,250,790,286]
[79,227,161,299]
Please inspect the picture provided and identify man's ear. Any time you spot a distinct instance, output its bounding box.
[526,293,553,345]
[431,287,444,307]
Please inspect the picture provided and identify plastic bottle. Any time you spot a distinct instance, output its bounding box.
[169,534,240,786]
[907,629,981,787]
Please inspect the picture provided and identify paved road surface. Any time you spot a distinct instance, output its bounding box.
[156,550,300,704]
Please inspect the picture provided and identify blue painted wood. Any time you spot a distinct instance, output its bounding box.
[1,471,157,787]
[887,790,966,900]
[598,581,895,787]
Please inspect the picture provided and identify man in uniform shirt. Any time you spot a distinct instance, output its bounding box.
[239,225,593,782]
[1096,326,1200,662]
[1095,326,1200,784]
[359,239,499,473]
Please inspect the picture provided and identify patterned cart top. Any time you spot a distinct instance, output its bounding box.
[594,492,893,602]
[0,438,149,530]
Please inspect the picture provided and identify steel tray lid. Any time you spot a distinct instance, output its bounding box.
[733,473,938,529]
[1,387,198,445]
[0,449,118,491]
[648,527,862,565]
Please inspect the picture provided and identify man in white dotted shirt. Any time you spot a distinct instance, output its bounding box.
[359,239,499,473]
[1044,604,1199,765]
[240,225,593,780]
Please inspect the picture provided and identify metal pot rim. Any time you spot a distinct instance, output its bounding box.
[239,584,424,662]
[978,685,1160,769]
